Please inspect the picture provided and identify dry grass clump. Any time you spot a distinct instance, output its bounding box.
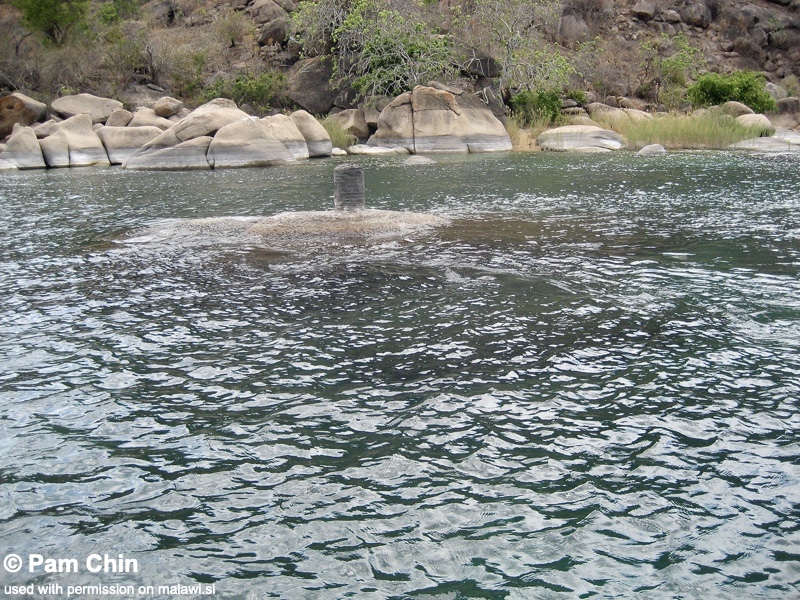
[593,111,774,150]
[321,118,357,149]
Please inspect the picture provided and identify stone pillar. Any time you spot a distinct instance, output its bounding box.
[333,163,365,211]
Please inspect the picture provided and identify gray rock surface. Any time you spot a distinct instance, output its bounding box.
[97,125,163,164]
[51,93,123,124]
[0,92,47,138]
[57,114,111,166]
[367,85,512,153]
[0,124,46,169]
[261,114,309,159]
[207,117,295,168]
[637,143,667,156]
[536,125,627,152]
[124,136,214,170]
[289,110,332,157]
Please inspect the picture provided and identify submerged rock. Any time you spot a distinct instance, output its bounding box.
[404,155,436,165]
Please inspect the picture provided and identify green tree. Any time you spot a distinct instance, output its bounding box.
[11,0,90,45]
[334,0,456,98]
[293,0,456,100]
[458,0,572,93]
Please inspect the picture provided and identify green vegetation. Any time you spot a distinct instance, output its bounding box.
[687,71,777,113]
[321,117,356,149]
[294,0,456,100]
[202,72,287,113]
[595,112,775,150]
[10,0,90,44]
[509,89,563,125]
[334,0,456,98]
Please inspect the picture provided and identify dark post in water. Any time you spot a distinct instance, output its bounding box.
[333,163,365,211]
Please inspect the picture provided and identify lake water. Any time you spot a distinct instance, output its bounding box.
[1,151,799,599]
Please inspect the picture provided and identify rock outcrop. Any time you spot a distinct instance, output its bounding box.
[731,128,800,151]
[367,85,512,153]
[207,117,295,168]
[0,124,46,169]
[326,109,370,141]
[0,93,48,138]
[286,56,340,115]
[51,93,123,124]
[735,113,774,130]
[261,114,309,159]
[126,136,214,170]
[637,143,667,156]
[536,125,627,152]
[128,107,173,130]
[57,114,111,166]
[290,110,333,157]
[97,126,163,164]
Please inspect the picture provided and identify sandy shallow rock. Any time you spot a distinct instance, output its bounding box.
[145,210,450,248]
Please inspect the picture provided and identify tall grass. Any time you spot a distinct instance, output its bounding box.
[505,113,551,151]
[321,117,357,150]
[593,112,774,150]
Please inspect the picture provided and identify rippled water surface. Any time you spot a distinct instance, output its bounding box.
[1,152,800,599]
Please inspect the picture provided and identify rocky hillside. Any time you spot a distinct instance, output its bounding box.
[1,0,799,119]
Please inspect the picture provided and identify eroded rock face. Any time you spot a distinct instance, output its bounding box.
[57,114,111,166]
[125,136,214,170]
[0,124,46,169]
[0,93,48,138]
[51,93,123,124]
[286,57,340,115]
[207,117,295,168]
[290,110,333,158]
[367,85,512,153]
[97,126,163,164]
[261,114,309,159]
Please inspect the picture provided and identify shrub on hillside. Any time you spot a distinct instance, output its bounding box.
[202,71,287,113]
[509,89,562,125]
[687,71,777,113]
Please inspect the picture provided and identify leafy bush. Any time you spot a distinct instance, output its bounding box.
[11,0,90,44]
[202,72,287,113]
[687,71,777,113]
[97,0,139,25]
[509,89,562,125]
